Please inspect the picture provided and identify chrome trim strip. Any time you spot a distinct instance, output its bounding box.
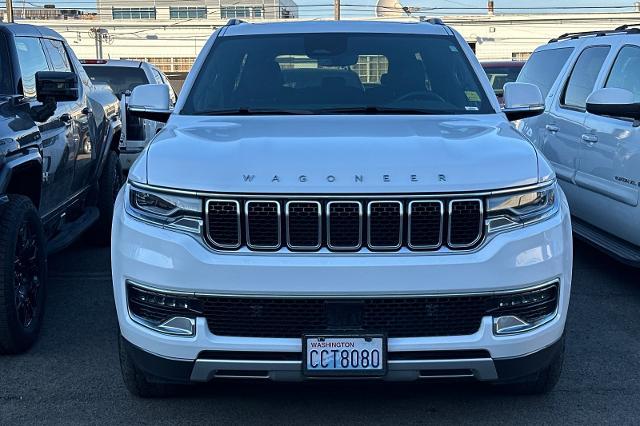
[126,278,560,299]
[448,199,484,249]
[190,358,498,381]
[285,200,322,251]
[245,200,281,250]
[407,200,444,250]
[204,199,241,249]
[367,200,403,250]
[129,179,555,199]
[326,200,363,251]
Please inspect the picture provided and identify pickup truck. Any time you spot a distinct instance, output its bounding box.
[82,59,175,171]
[0,23,122,354]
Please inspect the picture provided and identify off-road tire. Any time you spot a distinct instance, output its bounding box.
[118,334,180,398]
[0,196,47,354]
[89,150,123,245]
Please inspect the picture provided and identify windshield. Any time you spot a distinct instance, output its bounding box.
[0,33,13,95]
[483,65,523,96]
[182,33,493,115]
[84,65,149,98]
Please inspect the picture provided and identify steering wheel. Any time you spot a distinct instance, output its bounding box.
[393,91,446,104]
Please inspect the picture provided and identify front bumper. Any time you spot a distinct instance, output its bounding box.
[122,335,565,383]
[111,188,573,382]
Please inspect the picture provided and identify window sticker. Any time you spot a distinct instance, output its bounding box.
[465,91,481,102]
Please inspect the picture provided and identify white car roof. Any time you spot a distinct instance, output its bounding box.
[222,20,451,37]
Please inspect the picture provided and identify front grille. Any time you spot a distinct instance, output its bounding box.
[127,282,559,340]
[205,197,485,252]
[200,284,559,338]
[201,295,490,338]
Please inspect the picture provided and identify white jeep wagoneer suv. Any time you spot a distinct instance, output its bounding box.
[111,19,572,397]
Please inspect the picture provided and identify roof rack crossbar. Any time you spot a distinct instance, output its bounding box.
[226,19,247,26]
[549,25,640,43]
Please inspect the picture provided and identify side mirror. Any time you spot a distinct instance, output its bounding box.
[128,84,171,122]
[586,88,640,123]
[36,71,79,103]
[502,82,545,121]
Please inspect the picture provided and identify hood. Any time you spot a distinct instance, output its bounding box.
[0,98,40,156]
[139,115,540,194]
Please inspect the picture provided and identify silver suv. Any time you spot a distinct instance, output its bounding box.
[518,25,640,266]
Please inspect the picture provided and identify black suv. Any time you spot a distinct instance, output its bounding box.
[0,24,122,354]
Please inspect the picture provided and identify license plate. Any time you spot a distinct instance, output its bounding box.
[303,335,386,376]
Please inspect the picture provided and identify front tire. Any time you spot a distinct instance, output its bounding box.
[118,334,180,398]
[0,196,47,354]
[89,150,123,245]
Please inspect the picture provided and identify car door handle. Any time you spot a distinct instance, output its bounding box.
[545,124,559,133]
[581,134,598,143]
[60,113,72,125]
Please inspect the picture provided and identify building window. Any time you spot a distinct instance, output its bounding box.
[112,7,156,19]
[512,51,532,61]
[122,57,195,73]
[220,6,263,18]
[169,6,207,19]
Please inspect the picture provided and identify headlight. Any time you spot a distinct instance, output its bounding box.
[486,181,558,233]
[125,183,203,233]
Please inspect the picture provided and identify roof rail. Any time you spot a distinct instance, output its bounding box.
[420,17,445,25]
[226,19,247,26]
[549,25,640,43]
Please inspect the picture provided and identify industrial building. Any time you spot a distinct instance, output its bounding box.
[2,7,640,77]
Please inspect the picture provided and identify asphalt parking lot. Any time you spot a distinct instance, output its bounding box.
[1,238,639,425]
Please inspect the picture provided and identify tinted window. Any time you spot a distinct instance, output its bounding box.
[606,45,640,101]
[43,39,71,72]
[0,33,13,95]
[15,37,49,98]
[518,47,574,98]
[182,33,493,116]
[562,46,610,110]
[83,66,149,98]
[483,65,523,95]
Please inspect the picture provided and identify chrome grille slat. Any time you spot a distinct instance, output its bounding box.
[327,201,363,251]
[448,199,484,249]
[245,200,281,250]
[204,196,484,252]
[367,201,403,250]
[286,201,322,250]
[408,200,444,249]
[205,199,241,249]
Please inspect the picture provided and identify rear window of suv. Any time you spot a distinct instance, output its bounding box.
[518,47,574,99]
[182,33,493,115]
[84,65,149,98]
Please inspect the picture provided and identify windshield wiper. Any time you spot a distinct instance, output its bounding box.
[199,108,314,116]
[316,106,443,115]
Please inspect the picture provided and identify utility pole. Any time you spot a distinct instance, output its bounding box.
[6,0,14,23]
[334,0,340,20]
[90,27,108,59]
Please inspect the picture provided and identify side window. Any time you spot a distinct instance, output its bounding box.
[517,47,574,98]
[42,39,72,72]
[561,46,610,110]
[605,45,640,101]
[14,37,49,98]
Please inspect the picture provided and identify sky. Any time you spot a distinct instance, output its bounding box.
[8,0,638,18]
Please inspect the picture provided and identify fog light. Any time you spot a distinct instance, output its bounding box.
[489,282,559,335]
[127,282,202,336]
